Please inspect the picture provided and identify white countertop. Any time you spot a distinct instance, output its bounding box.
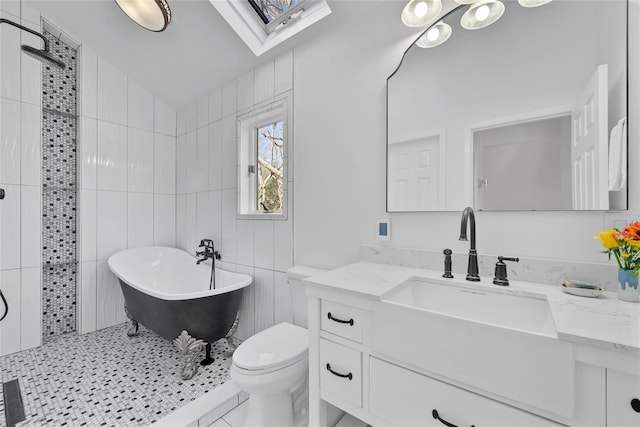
[305,262,640,356]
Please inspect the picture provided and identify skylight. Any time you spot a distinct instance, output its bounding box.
[209,0,331,56]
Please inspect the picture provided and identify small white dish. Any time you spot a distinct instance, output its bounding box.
[562,280,603,298]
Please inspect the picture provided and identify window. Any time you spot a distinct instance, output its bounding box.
[248,0,308,32]
[238,96,290,218]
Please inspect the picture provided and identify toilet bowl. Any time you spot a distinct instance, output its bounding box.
[231,322,309,427]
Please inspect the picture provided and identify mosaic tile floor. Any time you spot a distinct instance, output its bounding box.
[0,323,235,426]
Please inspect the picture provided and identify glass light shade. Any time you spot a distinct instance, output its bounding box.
[114,0,171,32]
[518,0,552,7]
[460,0,505,30]
[401,0,443,27]
[416,22,452,48]
[454,0,481,4]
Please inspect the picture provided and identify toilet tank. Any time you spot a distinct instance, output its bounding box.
[286,266,327,328]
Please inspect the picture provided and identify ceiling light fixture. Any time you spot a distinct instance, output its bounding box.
[460,0,504,30]
[114,0,171,32]
[401,0,443,27]
[518,0,553,7]
[416,21,452,48]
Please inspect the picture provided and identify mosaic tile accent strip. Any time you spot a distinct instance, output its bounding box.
[41,30,78,339]
[0,323,234,426]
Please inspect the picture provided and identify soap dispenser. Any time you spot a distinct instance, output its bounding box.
[493,256,519,286]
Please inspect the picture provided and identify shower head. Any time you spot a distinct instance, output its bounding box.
[0,18,66,70]
[21,45,66,70]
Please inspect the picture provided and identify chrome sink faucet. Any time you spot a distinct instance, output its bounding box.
[459,207,480,282]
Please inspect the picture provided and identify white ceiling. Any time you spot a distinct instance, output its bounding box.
[29,0,383,109]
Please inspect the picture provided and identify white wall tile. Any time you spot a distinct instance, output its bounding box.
[79,261,97,334]
[20,266,41,350]
[235,265,254,341]
[79,117,97,190]
[274,50,293,95]
[237,71,255,113]
[221,189,237,264]
[185,193,197,254]
[21,2,41,28]
[209,87,222,123]
[274,197,294,272]
[0,0,20,17]
[0,184,20,270]
[0,269,21,356]
[186,102,197,133]
[176,134,186,194]
[20,185,40,268]
[208,121,222,191]
[154,97,176,137]
[185,131,198,193]
[96,260,125,329]
[222,80,237,118]
[196,191,212,242]
[154,194,175,247]
[176,194,186,251]
[254,60,275,104]
[97,56,127,125]
[127,127,154,193]
[237,219,254,267]
[20,102,40,186]
[254,220,274,270]
[79,189,97,262]
[197,94,209,129]
[0,98,20,184]
[96,190,127,260]
[97,121,127,191]
[0,24,21,101]
[154,133,176,194]
[176,106,187,137]
[128,192,154,248]
[20,31,42,106]
[79,45,98,119]
[128,78,154,131]
[196,126,209,193]
[274,271,293,325]
[221,115,237,190]
[208,190,222,248]
[253,268,274,334]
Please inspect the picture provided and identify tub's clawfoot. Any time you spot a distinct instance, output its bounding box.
[174,330,205,380]
[124,306,139,337]
[224,313,240,356]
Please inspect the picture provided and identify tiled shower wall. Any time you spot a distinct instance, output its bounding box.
[175,51,295,341]
[42,29,78,339]
[77,44,177,334]
[0,0,44,356]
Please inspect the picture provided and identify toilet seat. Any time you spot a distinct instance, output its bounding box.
[233,323,308,374]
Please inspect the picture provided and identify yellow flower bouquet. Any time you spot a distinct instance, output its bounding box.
[595,222,640,275]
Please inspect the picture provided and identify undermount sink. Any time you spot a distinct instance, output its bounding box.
[381,277,557,337]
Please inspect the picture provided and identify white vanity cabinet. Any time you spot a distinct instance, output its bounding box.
[607,370,640,427]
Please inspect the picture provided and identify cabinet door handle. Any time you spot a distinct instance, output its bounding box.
[432,410,475,427]
[631,398,640,413]
[327,312,354,326]
[326,363,353,380]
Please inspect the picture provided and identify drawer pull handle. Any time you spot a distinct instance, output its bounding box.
[432,410,475,427]
[632,398,640,413]
[327,312,354,326]
[326,363,353,380]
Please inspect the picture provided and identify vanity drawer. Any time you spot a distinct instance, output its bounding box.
[320,338,362,408]
[607,370,640,427]
[321,300,364,343]
[370,357,562,427]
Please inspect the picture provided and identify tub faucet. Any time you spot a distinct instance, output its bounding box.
[459,207,480,282]
[196,239,221,290]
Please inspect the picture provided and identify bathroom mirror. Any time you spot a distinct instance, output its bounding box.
[387,0,628,212]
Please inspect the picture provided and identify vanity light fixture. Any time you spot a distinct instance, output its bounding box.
[518,0,552,7]
[114,0,171,32]
[401,0,442,27]
[416,21,452,48]
[460,0,505,30]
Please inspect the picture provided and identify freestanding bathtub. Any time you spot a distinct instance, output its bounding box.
[107,246,252,349]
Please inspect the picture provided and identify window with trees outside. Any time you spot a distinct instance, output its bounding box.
[247,0,310,32]
[238,96,289,219]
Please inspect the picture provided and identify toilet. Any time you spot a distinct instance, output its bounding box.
[230,266,326,427]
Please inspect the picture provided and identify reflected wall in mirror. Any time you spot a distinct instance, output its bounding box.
[387,0,628,212]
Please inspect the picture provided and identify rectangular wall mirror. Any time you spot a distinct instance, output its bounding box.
[386,0,628,212]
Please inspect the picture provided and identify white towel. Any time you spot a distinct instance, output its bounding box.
[608,117,627,191]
